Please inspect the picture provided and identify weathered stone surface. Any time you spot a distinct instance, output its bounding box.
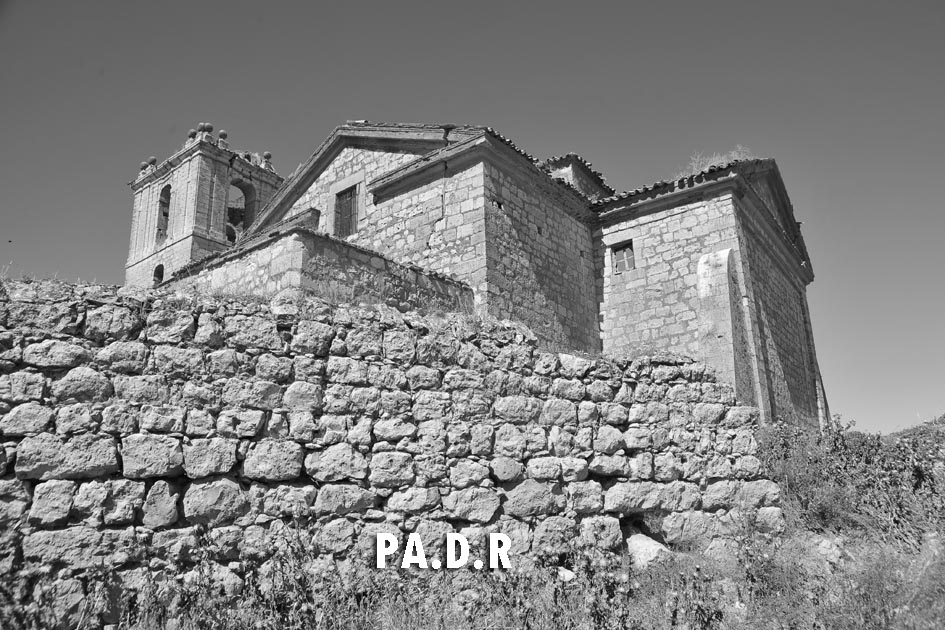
[305,443,367,482]
[290,320,335,355]
[568,480,603,514]
[255,354,293,383]
[16,432,119,480]
[313,484,375,515]
[373,417,416,441]
[52,367,114,402]
[627,533,670,569]
[282,381,323,411]
[406,365,440,390]
[23,340,88,369]
[539,398,576,426]
[140,405,186,433]
[183,478,249,526]
[327,357,368,385]
[526,456,561,481]
[257,484,316,518]
[22,526,136,569]
[0,371,46,403]
[242,440,303,481]
[532,516,576,554]
[490,456,524,483]
[442,487,500,523]
[146,310,196,344]
[225,315,282,350]
[55,403,97,434]
[387,487,440,513]
[315,518,356,554]
[450,459,490,488]
[217,409,266,438]
[143,480,179,529]
[369,451,415,487]
[580,515,622,549]
[85,304,141,342]
[104,479,145,525]
[29,480,76,526]
[0,479,29,530]
[183,438,237,478]
[503,479,563,517]
[493,395,541,423]
[588,454,628,477]
[122,434,183,478]
[222,378,282,410]
[604,482,661,514]
[1,402,55,436]
[113,375,168,404]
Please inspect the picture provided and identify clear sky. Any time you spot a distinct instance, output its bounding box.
[0,1,942,433]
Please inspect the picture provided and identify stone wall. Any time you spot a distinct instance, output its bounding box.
[599,194,741,361]
[287,147,489,308]
[171,228,474,314]
[733,195,821,427]
[482,162,599,352]
[0,280,781,594]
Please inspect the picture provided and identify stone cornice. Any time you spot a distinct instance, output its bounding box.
[369,132,595,222]
[129,138,283,192]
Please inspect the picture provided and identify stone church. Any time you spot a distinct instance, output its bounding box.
[125,121,828,428]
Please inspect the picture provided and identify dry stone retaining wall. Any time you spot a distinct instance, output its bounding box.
[0,279,781,587]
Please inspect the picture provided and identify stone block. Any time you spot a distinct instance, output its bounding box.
[16,432,119,480]
[183,438,237,478]
[369,451,415,487]
[305,443,368,482]
[1,402,55,436]
[29,479,76,526]
[442,487,500,523]
[121,434,183,478]
[242,440,303,481]
[183,478,249,526]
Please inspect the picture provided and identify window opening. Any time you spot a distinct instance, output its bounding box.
[335,186,358,238]
[613,241,635,274]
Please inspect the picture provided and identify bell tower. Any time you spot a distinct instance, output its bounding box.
[125,123,283,287]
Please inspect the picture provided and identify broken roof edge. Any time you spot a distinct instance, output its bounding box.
[538,152,616,196]
[591,158,777,210]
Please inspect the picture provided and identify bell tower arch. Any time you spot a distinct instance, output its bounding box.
[125,123,283,286]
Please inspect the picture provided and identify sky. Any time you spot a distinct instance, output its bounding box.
[0,1,942,433]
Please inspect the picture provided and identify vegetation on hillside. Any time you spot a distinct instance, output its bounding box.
[2,415,944,629]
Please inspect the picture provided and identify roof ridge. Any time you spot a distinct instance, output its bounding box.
[592,157,775,208]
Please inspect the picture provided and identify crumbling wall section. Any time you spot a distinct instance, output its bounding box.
[170,230,474,314]
[0,280,781,593]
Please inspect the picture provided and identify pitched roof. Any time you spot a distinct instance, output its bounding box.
[242,122,485,238]
[591,158,776,209]
[242,121,604,239]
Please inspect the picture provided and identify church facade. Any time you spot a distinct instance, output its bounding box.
[125,121,828,428]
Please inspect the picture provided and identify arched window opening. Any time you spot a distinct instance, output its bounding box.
[152,264,164,286]
[226,179,257,245]
[156,184,171,243]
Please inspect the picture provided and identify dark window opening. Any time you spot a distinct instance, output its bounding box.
[153,264,164,286]
[156,184,171,242]
[613,241,635,274]
[226,180,257,245]
[335,186,358,238]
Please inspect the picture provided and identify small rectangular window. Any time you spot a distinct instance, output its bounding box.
[335,186,358,238]
[613,241,635,274]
